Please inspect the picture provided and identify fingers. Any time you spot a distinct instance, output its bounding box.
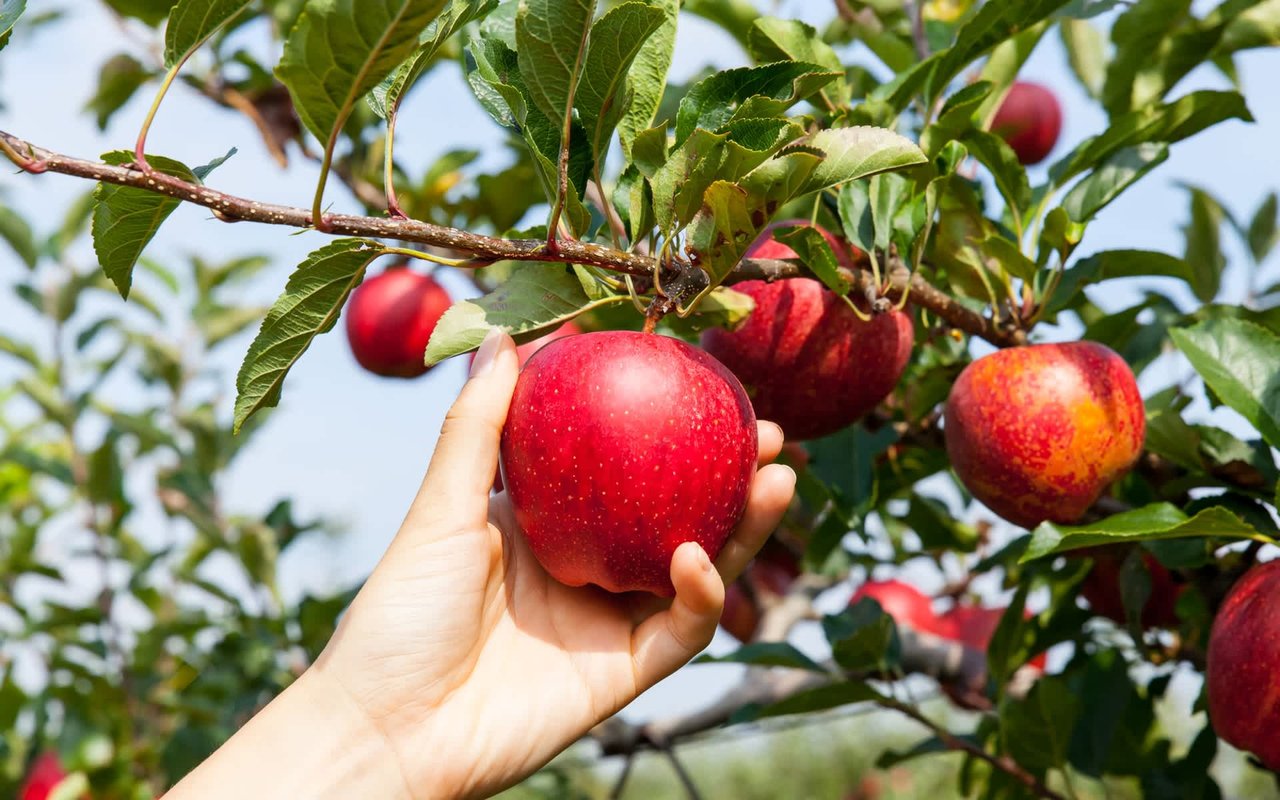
[714,463,796,585]
[629,542,724,692]
[757,420,784,466]
[405,329,519,530]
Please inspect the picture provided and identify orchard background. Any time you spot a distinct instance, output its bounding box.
[1,0,1280,798]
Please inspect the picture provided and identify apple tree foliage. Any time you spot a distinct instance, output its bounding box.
[1,0,1280,797]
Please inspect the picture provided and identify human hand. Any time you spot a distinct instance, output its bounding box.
[166,330,795,800]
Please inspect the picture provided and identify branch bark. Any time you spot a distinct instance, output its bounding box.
[0,129,1026,348]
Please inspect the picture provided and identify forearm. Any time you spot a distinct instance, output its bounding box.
[163,667,415,800]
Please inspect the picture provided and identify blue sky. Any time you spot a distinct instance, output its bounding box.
[1,1,1277,722]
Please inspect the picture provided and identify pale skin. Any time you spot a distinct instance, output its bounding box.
[165,329,797,800]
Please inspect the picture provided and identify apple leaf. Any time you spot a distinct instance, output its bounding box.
[1060,17,1107,99]
[514,0,595,125]
[233,239,387,433]
[368,0,497,119]
[973,23,1051,128]
[774,226,851,296]
[674,61,840,145]
[1170,317,1280,448]
[101,0,177,26]
[961,129,1030,217]
[1047,249,1195,313]
[825,600,900,673]
[1182,184,1229,302]
[695,642,826,672]
[747,17,847,107]
[1049,90,1252,188]
[616,0,676,155]
[0,200,37,269]
[163,0,251,69]
[1021,503,1270,563]
[276,0,448,142]
[424,266,628,366]
[0,0,26,53]
[1001,678,1080,773]
[798,126,928,197]
[576,2,666,166]
[750,679,886,722]
[92,151,212,299]
[86,54,154,131]
[1061,143,1169,224]
[1245,190,1278,264]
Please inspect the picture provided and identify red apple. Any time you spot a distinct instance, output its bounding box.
[1079,547,1182,629]
[850,579,941,635]
[721,546,801,642]
[500,331,758,596]
[990,81,1062,165]
[701,222,914,441]
[1207,559,1280,770]
[939,605,1047,671]
[344,266,451,378]
[943,341,1145,528]
[20,754,73,800]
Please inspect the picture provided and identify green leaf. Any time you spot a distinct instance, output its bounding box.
[774,226,850,296]
[617,0,677,155]
[86,434,126,507]
[747,17,846,107]
[514,0,595,125]
[961,129,1030,218]
[1021,503,1269,562]
[101,0,177,26]
[576,2,665,166]
[1170,317,1280,448]
[674,62,840,145]
[233,239,386,432]
[974,23,1052,128]
[754,680,886,720]
[369,0,497,119]
[1246,191,1278,264]
[276,0,449,142]
[1002,677,1080,772]
[1101,0,1187,115]
[164,0,251,68]
[825,600,899,673]
[84,54,153,131]
[1060,143,1168,224]
[1049,90,1253,188]
[0,0,25,52]
[1048,249,1195,312]
[1181,184,1227,302]
[1060,17,1107,99]
[0,200,37,268]
[798,126,928,196]
[981,236,1037,281]
[424,266,627,365]
[696,642,827,672]
[91,152,197,299]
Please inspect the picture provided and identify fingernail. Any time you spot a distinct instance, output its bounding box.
[469,328,504,378]
[764,421,784,441]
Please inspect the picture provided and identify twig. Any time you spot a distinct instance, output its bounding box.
[663,746,703,800]
[609,753,636,800]
[0,129,1025,348]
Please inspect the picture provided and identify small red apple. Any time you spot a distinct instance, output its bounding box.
[1207,559,1280,770]
[701,222,914,441]
[1079,547,1182,629]
[850,579,941,635]
[500,331,758,596]
[19,753,73,800]
[721,546,801,642]
[990,81,1062,165]
[939,605,1047,671]
[943,341,1145,528]
[344,266,451,378]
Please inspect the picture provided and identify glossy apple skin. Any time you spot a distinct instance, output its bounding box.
[850,580,941,635]
[991,81,1062,165]
[1079,547,1182,629]
[500,331,758,596]
[345,267,451,378]
[1207,560,1280,770]
[721,547,801,642]
[939,605,1047,671]
[701,224,914,441]
[20,753,70,800]
[944,341,1145,528]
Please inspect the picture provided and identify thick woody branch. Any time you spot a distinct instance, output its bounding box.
[1,130,1023,347]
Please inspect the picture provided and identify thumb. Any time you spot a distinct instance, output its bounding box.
[406,328,519,529]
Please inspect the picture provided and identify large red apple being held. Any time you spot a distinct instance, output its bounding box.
[701,221,914,440]
[344,265,451,378]
[991,81,1063,165]
[500,331,758,596]
[944,341,1145,528]
[1207,559,1280,771]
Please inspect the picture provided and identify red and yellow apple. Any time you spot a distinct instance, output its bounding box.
[944,341,1145,528]
[991,81,1063,165]
[1207,559,1280,770]
[500,331,758,596]
[344,266,451,378]
[701,222,914,440]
